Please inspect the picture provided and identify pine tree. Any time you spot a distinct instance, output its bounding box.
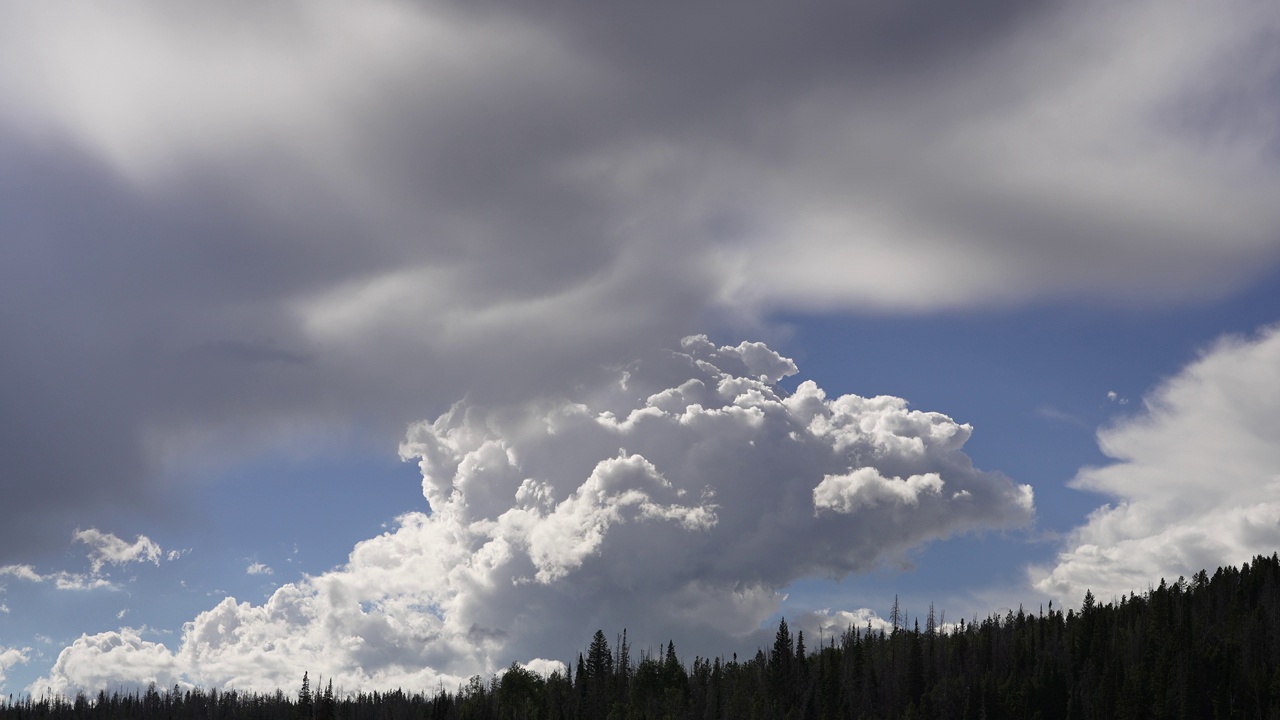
[770,618,795,713]
[771,618,794,683]
[585,630,612,718]
[587,629,613,686]
[296,672,313,720]
[318,679,334,720]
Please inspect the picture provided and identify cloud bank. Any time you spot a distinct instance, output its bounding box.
[1034,325,1280,602]
[1,0,1278,565]
[31,338,1031,696]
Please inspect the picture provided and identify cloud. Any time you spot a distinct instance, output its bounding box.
[0,565,116,592]
[813,469,946,514]
[520,658,567,678]
[246,563,273,576]
[0,530,166,593]
[74,529,163,573]
[713,0,1280,314]
[31,337,1031,696]
[812,608,895,638]
[32,630,184,698]
[0,565,42,583]
[0,0,1278,565]
[0,645,30,693]
[1033,325,1280,602]
[1035,406,1089,429]
[53,575,116,593]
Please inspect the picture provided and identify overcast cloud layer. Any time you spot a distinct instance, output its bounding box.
[29,338,1032,695]
[2,0,1280,565]
[1035,325,1280,602]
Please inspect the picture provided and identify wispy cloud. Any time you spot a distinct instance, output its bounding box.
[0,565,116,592]
[0,565,43,583]
[0,530,171,594]
[74,529,162,573]
[1035,406,1090,429]
[1105,390,1130,406]
[52,575,116,592]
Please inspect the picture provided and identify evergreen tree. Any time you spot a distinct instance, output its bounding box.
[585,630,612,718]
[318,678,334,720]
[296,672,313,720]
[587,630,612,684]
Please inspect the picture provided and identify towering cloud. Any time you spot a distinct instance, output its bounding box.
[1034,325,1280,602]
[31,338,1031,696]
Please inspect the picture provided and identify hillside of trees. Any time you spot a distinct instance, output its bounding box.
[9,554,1280,719]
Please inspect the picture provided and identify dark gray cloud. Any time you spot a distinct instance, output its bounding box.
[0,0,1277,563]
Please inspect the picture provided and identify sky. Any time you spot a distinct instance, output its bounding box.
[2,0,1280,699]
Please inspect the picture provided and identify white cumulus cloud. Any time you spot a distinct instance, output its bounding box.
[814,469,945,514]
[1033,325,1280,602]
[246,562,273,576]
[34,630,185,698]
[74,529,163,573]
[31,337,1032,696]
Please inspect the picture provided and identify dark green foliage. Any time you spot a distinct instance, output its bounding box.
[11,555,1280,719]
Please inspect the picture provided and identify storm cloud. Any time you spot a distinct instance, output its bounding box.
[1,0,1278,585]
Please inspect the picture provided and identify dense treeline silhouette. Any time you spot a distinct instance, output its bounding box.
[9,554,1280,719]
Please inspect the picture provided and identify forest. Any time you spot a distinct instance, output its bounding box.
[8,554,1280,720]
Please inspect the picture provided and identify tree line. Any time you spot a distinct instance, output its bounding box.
[8,554,1280,719]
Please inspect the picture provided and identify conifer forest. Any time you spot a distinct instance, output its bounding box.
[10,554,1280,719]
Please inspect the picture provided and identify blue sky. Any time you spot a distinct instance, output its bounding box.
[3,0,1280,698]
